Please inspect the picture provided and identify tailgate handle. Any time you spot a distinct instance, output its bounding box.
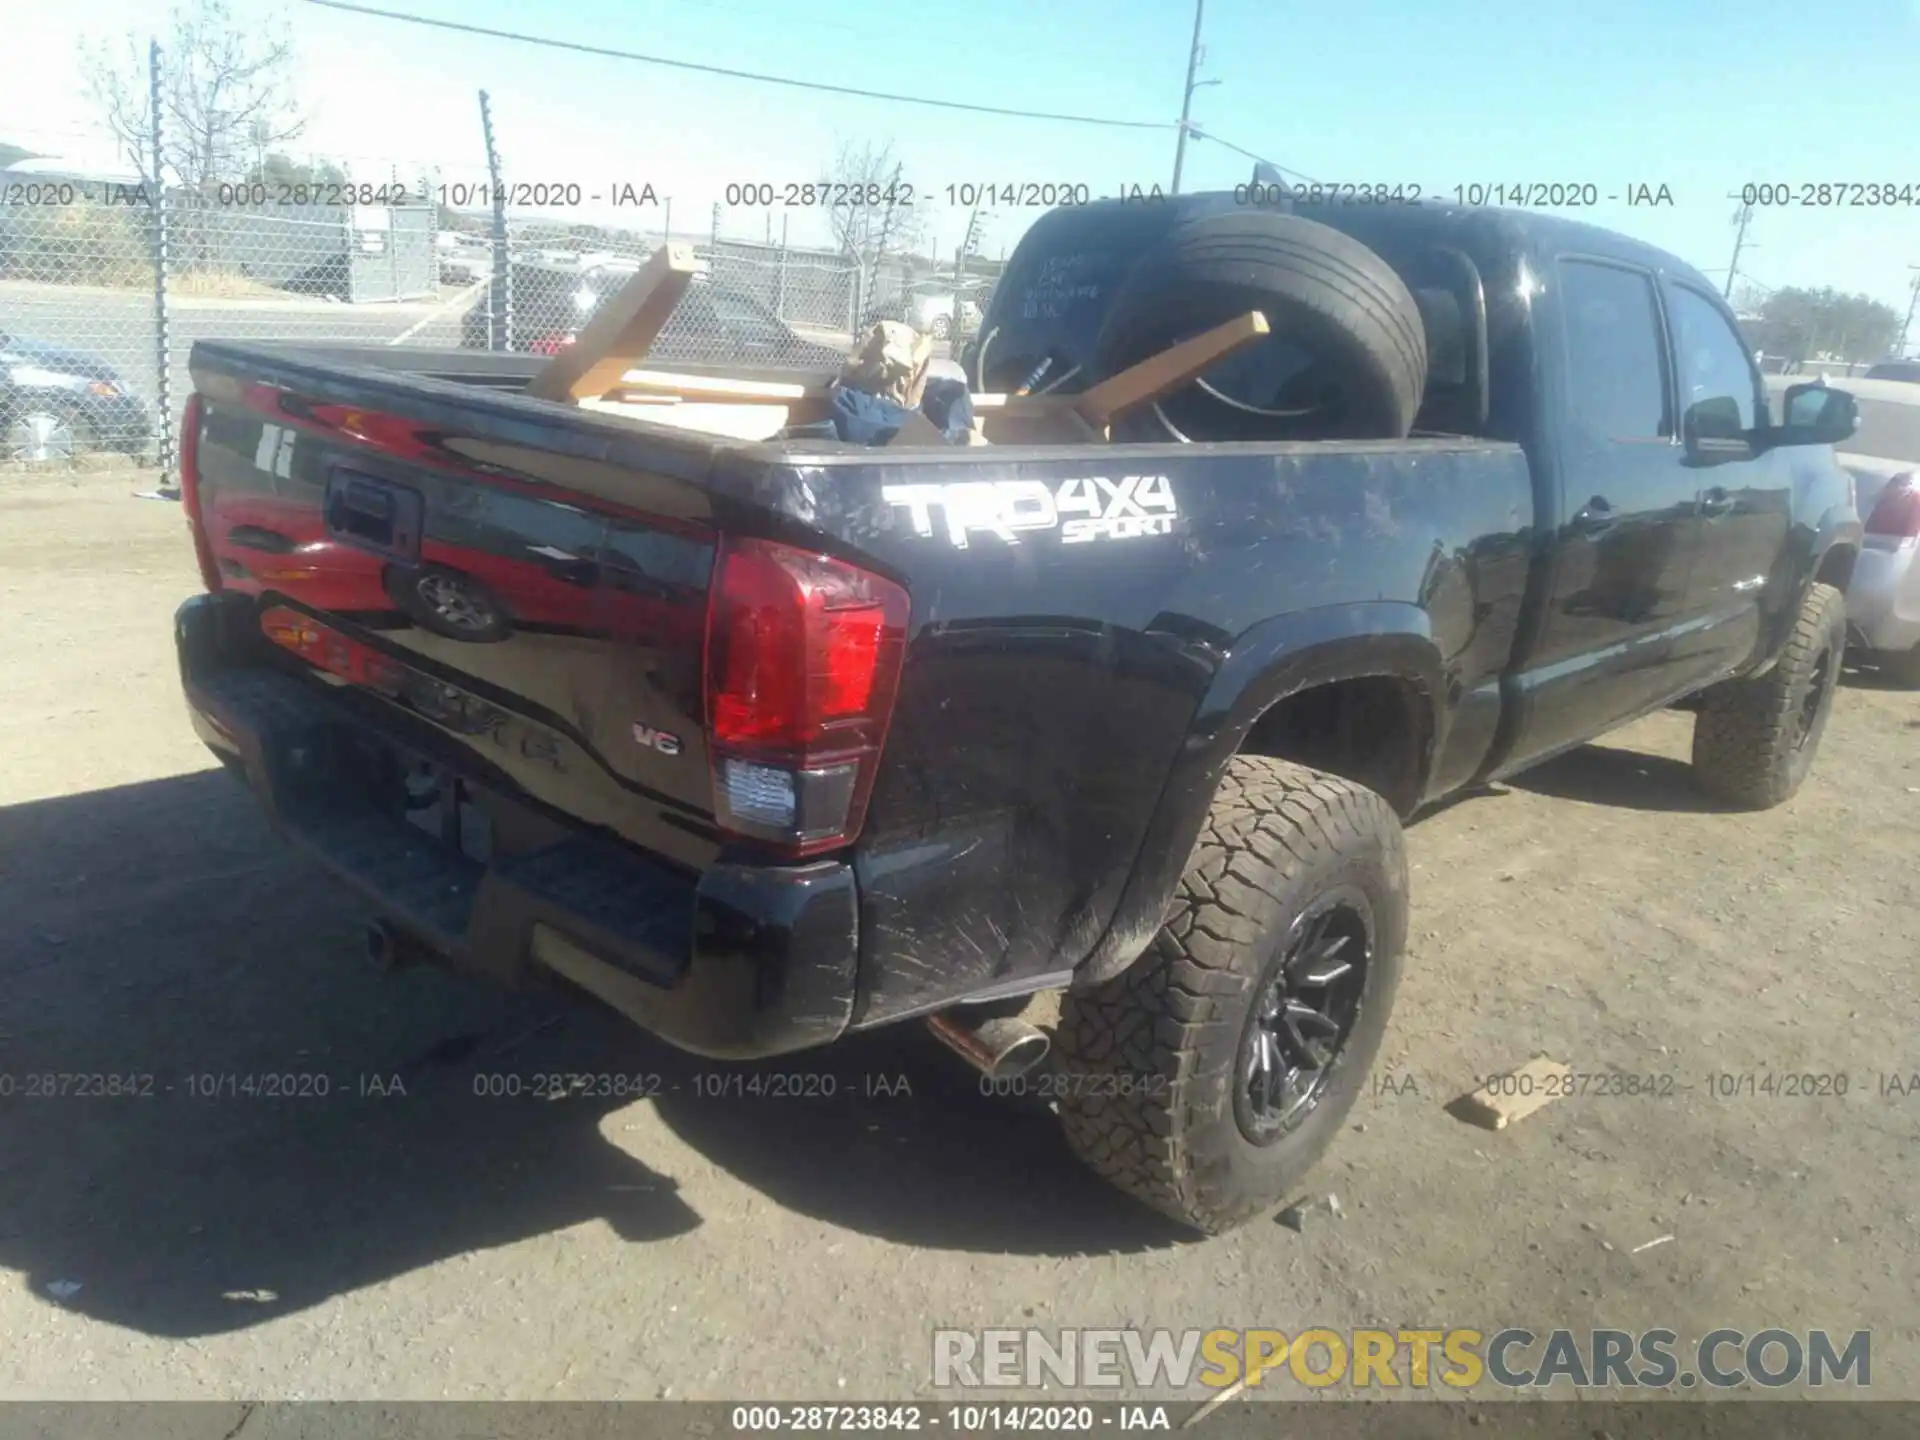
[324,470,423,562]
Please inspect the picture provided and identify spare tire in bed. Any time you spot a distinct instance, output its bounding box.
[1093,211,1428,443]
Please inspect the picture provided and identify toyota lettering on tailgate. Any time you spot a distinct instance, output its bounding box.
[881,476,1177,548]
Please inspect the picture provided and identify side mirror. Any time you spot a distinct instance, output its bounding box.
[1781,383,1859,445]
[1683,395,1746,446]
[1681,395,1754,465]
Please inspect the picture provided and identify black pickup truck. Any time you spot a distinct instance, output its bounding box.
[172,196,1861,1234]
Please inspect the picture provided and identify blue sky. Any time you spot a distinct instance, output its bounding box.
[6,0,1919,329]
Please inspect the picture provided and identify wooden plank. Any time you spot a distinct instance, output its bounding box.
[885,411,948,446]
[976,407,1103,445]
[609,368,828,402]
[1071,311,1270,428]
[526,244,700,404]
[1448,1056,1574,1131]
[577,397,791,441]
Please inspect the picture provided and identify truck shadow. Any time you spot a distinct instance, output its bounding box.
[1840,655,1915,692]
[0,771,1182,1338]
[646,1033,1194,1257]
[1502,743,1732,814]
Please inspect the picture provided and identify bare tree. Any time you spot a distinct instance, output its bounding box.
[80,0,306,191]
[80,32,162,184]
[822,139,926,266]
[821,140,928,325]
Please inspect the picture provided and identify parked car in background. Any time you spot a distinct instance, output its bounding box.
[1771,373,1920,684]
[902,282,987,341]
[435,232,492,287]
[459,255,843,371]
[1,331,155,463]
[1863,359,1920,384]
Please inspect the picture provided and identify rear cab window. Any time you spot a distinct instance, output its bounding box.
[1554,258,1672,441]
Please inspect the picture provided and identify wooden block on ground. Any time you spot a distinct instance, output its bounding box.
[1449,1057,1573,1130]
[526,244,700,404]
[1071,311,1270,428]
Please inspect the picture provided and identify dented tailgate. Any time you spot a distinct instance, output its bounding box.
[188,345,726,872]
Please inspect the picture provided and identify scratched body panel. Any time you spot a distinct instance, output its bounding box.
[750,442,1535,1025]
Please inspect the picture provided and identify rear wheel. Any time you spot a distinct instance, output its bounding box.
[387,564,512,643]
[1054,757,1408,1234]
[5,410,80,462]
[1690,582,1846,808]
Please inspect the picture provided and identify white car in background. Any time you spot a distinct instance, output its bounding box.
[903,283,986,341]
[1772,374,1920,685]
[435,231,492,285]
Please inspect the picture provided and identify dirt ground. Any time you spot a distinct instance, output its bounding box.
[1,469,1917,1407]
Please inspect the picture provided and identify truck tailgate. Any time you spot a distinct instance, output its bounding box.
[184,340,795,873]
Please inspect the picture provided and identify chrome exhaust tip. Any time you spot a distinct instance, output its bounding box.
[926,1010,1052,1082]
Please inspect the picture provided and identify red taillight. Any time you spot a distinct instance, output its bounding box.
[178,393,222,592]
[1864,474,1920,539]
[703,537,909,857]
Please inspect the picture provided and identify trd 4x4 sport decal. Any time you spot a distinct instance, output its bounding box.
[881,476,1177,548]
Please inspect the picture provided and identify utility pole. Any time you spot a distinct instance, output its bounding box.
[1724,201,1753,300]
[1169,0,1206,194]
[1899,266,1920,358]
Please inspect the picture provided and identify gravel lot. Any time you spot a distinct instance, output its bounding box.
[2,469,1917,1409]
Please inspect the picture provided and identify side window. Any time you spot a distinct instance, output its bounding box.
[1668,285,1759,431]
[1557,260,1670,439]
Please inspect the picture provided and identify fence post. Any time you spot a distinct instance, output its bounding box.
[479,89,511,350]
[148,40,177,484]
[776,214,788,321]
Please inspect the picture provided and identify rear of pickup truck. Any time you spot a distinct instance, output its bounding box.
[175,338,1532,1066]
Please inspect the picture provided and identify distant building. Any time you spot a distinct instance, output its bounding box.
[0,155,148,188]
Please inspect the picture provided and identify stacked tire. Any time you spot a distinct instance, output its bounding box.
[1092,212,1429,443]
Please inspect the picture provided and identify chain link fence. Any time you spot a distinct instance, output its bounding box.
[0,177,930,468]
[469,224,869,368]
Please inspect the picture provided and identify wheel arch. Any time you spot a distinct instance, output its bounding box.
[1073,601,1443,987]
[1753,505,1863,674]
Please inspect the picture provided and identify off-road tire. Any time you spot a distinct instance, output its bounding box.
[1690,581,1847,808]
[1054,757,1408,1234]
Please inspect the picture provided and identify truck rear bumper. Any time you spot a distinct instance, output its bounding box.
[175,592,860,1060]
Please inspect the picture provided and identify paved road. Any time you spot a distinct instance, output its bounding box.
[1,471,1917,1409]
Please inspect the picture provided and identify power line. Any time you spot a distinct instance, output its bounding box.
[302,0,1176,130]
[1188,126,1321,186]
